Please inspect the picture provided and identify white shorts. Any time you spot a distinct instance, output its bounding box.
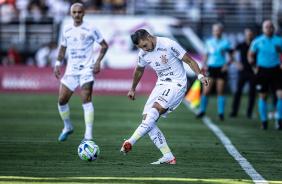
[60,73,94,92]
[143,84,187,118]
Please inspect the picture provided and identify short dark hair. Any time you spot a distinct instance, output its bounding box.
[131,29,150,45]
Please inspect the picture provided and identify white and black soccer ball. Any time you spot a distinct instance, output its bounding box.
[78,141,100,162]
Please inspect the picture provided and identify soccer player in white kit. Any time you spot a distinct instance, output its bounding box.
[121,29,210,164]
[54,3,108,142]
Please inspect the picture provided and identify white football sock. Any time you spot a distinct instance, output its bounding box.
[58,103,72,133]
[82,102,94,139]
[128,108,159,145]
[148,125,174,160]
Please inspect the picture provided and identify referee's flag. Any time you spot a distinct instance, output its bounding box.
[185,79,201,108]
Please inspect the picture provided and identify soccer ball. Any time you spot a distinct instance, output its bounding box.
[78,141,100,162]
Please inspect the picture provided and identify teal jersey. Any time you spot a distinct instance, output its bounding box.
[250,34,282,68]
[205,37,231,67]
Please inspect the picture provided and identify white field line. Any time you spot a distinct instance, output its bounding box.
[183,100,268,184]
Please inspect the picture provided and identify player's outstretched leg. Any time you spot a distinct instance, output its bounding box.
[81,102,94,143]
[149,125,176,164]
[120,139,132,154]
[58,103,73,141]
[121,108,159,154]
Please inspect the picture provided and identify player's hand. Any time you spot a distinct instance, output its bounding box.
[235,62,244,71]
[93,62,100,74]
[200,77,210,87]
[127,89,136,101]
[253,65,259,74]
[221,65,228,72]
[54,66,60,79]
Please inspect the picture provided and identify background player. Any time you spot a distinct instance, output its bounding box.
[248,20,282,130]
[120,29,210,164]
[196,23,233,121]
[229,28,256,118]
[54,3,108,141]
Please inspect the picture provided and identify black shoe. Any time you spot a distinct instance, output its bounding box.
[275,119,282,130]
[219,114,224,121]
[196,112,205,118]
[229,112,237,118]
[261,121,268,130]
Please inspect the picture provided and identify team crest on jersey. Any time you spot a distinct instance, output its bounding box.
[160,55,168,64]
[80,33,86,41]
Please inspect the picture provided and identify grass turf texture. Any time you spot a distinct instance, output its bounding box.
[0,94,281,184]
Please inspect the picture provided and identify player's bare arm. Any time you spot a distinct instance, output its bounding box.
[222,50,235,72]
[247,49,255,64]
[202,53,209,70]
[247,49,258,73]
[93,40,108,74]
[54,46,67,79]
[182,53,210,86]
[127,65,145,101]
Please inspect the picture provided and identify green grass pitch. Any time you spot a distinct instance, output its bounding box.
[0,94,281,184]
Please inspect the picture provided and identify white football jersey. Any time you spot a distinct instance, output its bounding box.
[61,21,104,75]
[138,37,187,87]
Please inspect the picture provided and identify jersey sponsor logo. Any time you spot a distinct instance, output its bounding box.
[160,78,172,82]
[156,67,171,73]
[157,48,167,51]
[80,33,86,41]
[160,55,168,64]
[171,47,180,57]
[70,48,85,51]
[65,28,72,33]
[157,72,174,77]
[157,96,168,103]
[79,65,84,70]
[71,55,86,59]
[81,27,90,32]
[155,62,160,66]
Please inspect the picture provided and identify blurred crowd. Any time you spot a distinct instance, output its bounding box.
[0,0,127,23]
[0,0,278,68]
[2,41,59,67]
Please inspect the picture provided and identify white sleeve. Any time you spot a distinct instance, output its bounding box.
[93,26,104,44]
[137,51,147,67]
[169,41,187,60]
[61,28,67,47]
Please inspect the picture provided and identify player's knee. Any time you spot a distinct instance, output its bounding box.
[81,96,91,104]
[58,97,68,105]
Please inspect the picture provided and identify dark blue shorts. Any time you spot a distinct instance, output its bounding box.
[205,66,227,80]
[255,66,282,93]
